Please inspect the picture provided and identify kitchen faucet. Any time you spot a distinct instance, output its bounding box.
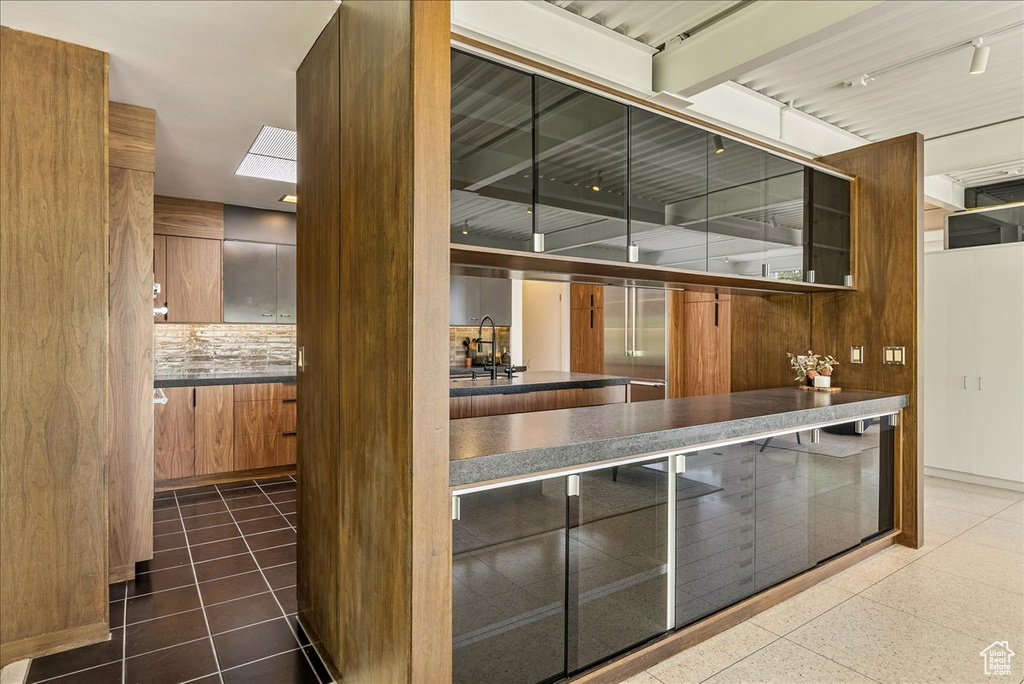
[477,315,498,381]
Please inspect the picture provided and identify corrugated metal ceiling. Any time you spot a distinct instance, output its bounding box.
[547,0,743,47]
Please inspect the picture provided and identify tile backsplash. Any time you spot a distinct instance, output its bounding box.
[155,324,296,375]
[450,325,510,366]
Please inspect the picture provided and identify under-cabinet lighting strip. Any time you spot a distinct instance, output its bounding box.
[450,409,899,495]
[450,38,855,183]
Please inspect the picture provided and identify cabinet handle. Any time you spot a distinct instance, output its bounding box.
[963,376,968,389]
[282,397,297,403]
[279,313,292,318]
[978,377,983,391]
[262,313,275,317]
[282,430,297,436]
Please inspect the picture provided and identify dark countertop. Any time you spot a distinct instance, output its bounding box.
[154,370,297,388]
[449,387,908,487]
[449,371,630,397]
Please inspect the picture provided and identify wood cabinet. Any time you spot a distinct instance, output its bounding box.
[449,385,626,419]
[570,283,604,374]
[154,195,224,239]
[163,236,222,323]
[668,290,731,398]
[155,382,297,485]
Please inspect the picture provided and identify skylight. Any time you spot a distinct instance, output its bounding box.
[235,125,297,183]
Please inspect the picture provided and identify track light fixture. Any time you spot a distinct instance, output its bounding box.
[970,37,990,74]
[461,220,470,236]
[713,134,725,154]
[591,170,603,192]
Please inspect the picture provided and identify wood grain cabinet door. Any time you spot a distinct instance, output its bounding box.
[153,234,168,322]
[195,385,234,475]
[154,387,195,480]
[165,236,222,323]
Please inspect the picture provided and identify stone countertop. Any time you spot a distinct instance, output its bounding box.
[154,370,297,388]
[449,387,908,487]
[448,371,630,397]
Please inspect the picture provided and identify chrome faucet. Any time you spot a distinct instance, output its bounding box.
[477,315,497,381]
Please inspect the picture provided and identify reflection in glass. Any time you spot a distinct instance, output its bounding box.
[573,460,668,672]
[806,170,852,284]
[535,76,629,262]
[674,443,755,628]
[452,479,567,684]
[450,50,534,251]
[628,108,709,269]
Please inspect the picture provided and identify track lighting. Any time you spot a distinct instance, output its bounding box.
[970,37,990,74]
[713,134,725,154]
[461,220,470,236]
[768,215,779,230]
[591,170,603,192]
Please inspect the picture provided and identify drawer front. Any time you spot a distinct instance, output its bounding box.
[234,382,296,402]
[234,433,296,470]
[234,399,297,436]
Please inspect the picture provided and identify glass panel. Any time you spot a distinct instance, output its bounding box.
[807,170,852,284]
[450,50,534,251]
[675,443,756,628]
[628,108,708,270]
[706,139,805,279]
[452,479,567,684]
[572,460,669,672]
[535,76,629,262]
[947,203,1024,249]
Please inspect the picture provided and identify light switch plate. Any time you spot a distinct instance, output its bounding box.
[883,346,906,365]
[850,346,864,364]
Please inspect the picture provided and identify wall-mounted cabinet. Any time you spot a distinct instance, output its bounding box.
[450,49,853,288]
[153,235,223,323]
[223,241,297,323]
[450,275,511,325]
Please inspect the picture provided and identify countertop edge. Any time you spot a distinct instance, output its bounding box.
[155,374,298,388]
[449,375,630,397]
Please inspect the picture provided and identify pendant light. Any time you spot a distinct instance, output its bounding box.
[461,220,470,236]
[970,37,990,75]
[591,170,603,192]
[713,134,725,155]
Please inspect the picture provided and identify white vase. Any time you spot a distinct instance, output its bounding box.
[814,375,831,388]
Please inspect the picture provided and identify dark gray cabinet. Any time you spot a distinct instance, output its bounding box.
[450,275,511,326]
[223,240,296,324]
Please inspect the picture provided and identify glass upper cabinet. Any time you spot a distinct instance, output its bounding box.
[629,108,708,270]
[806,170,852,285]
[535,76,629,262]
[450,50,534,251]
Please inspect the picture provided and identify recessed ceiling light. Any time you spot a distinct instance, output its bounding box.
[279,194,297,204]
[236,126,297,183]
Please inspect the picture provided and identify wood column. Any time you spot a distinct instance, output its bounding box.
[1,27,110,665]
[108,102,156,582]
[295,2,451,682]
[814,134,924,548]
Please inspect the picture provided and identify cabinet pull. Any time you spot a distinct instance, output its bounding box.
[590,309,594,329]
[279,313,292,318]
[282,397,297,403]
[262,313,275,317]
[282,430,297,436]
[963,376,968,390]
[978,377,983,391]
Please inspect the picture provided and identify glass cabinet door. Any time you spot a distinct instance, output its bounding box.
[452,479,567,684]
[806,170,852,285]
[628,108,709,270]
[535,76,629,262]
[674,443,756,628]
[571,460,669,673]
[450,50,534,251]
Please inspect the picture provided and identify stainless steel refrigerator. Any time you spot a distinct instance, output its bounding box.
[604,286,668,401]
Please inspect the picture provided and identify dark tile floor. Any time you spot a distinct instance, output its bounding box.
[27,477,333,684]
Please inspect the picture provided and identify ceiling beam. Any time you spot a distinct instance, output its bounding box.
[653,0,881,98]
[924,119,1024,178]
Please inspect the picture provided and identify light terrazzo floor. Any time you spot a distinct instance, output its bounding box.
[622,476,1024,684]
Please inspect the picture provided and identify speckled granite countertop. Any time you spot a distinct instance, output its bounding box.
[154,370,297,388]
[449,387,907,487]
[448,371,630,397]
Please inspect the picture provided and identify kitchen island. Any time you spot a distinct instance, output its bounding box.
[449,388,906,684]
[449,370,630,418]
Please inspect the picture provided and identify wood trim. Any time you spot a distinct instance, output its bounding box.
[1,27,110,666]
[452,244,854,295]
[107,166,155,582]
[450,33,854,181]
[154,195,224,239]
[571,531,898,684]
[0,621,110,668]
[108,102,155,172]
[155,466,295,492]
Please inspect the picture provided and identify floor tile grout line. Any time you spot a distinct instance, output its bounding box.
[854,590,1010,645]
[218,646,305,675]
[777,634,885,684]
[253,481,298,532]
[173,490,227,684]
[214,487,323,682]
[691,630,783,684]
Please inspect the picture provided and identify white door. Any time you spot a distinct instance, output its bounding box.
[923,249,976,473]
[972,243,1024,482]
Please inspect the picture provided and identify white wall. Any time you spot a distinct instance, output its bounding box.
[521,281,570,372]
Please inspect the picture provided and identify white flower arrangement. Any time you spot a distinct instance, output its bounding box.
[787,350,839,382]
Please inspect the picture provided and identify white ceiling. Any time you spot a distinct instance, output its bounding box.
[0,0,339,212]
[735,0,1024,142]
[546,0,742,48]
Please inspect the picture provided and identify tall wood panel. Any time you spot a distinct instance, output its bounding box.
[1,27,110,665]
[296,3,451,682]
[729,293,811,392]
[814,135,924,548]
[107,101,156,583]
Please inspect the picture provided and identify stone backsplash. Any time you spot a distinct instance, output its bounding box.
[155,324,296,375]
[450,325,510,366]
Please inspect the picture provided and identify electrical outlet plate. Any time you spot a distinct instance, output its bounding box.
[883,346,906,365]
[850,346,864,364]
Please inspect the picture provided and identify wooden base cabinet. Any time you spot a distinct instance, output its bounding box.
[154,382,297,485]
